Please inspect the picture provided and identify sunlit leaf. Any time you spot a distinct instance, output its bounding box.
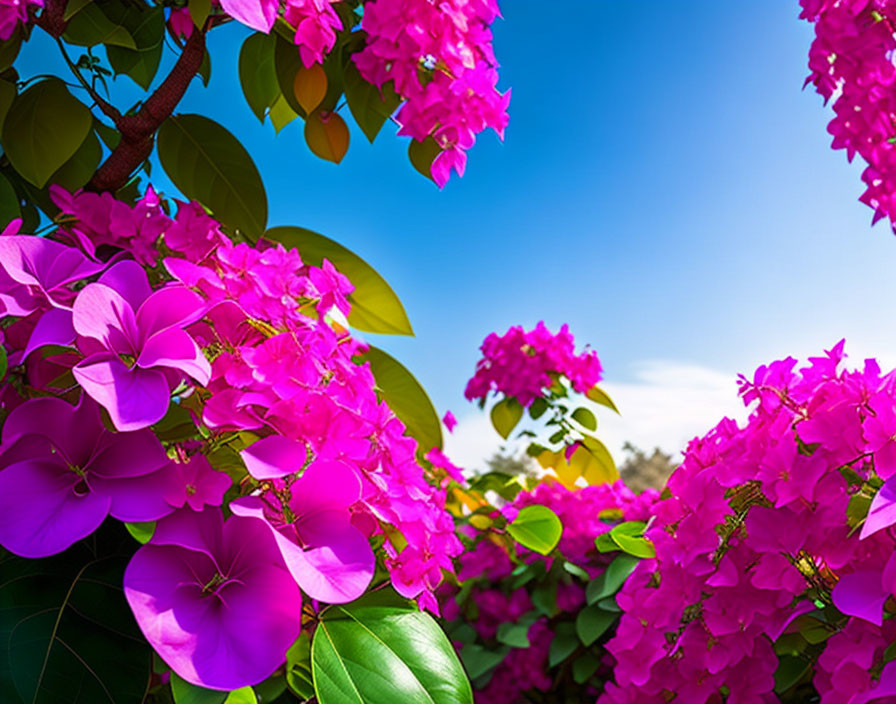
[507,505,562,556]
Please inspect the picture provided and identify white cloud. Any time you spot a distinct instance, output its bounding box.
[443,360,748,472]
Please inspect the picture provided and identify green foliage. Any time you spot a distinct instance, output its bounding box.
[311,604,473,704]
[490,397,523,440]
[595,521,656,559]
[507,505,563,556]
[264,225,413,335]
[239,33,280,123]
[0,525,151,704]
[575,605,615,646]
[104,3,165,90]
[125,521,155,544]
[1,78,92,188]
[62,2,137,48]
[285,633,315,700]
[357,345,443,453]
[585,385,620,414]
[157,114,269,242]
[343,62,400,143]
[586,554,639,605]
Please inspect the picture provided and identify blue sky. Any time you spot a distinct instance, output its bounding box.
[19,2,896,463]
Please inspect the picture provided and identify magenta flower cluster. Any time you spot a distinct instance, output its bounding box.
[800,1,896,228]
[600,342,896,704]
[442,480,658,704]
[464,322,603,407]
[353,0,511,187]
[0,185,461,690]
[0,0,41,40]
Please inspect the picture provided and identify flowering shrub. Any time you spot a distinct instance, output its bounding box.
[600,342,896,703]
[801,0,896,228]
[0,189,469,703]
[432,324,659,702]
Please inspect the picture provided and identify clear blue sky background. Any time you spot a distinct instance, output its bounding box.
[18,1,896,426]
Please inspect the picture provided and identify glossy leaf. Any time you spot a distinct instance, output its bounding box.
[495,621,530,649]
[490,397,523,440]
[171,673,227,704]
[586,385,620,414]
[408,137,441,182]
[63,0,92,21]
[305,110,349,164]
[239,32,279,123]
[459,645,508,680]
[575,605,616,646]
[507,505,562,556]
[579,435,619,483]
[0,78,15,133]
[0,172,19,229]
[571,406,597,431]
[311,604,473,704]
[125,521,155,544]
[285,633,314,700]
[189,0,212,28]
[273,33,307,118]
[0,528,152,704]
[264,225,413,335]
[269,94,298,133]
[62,2,137,48]
[586,553,639,605]
[49,129,102,192]
[609,521,655,558]
[157,113,268,241]
[105,4,165,90]
[344,62,400,143]
[294,63,328,114]
[2,78,92,188]
[357,345,442,453]
[548,623,578,667]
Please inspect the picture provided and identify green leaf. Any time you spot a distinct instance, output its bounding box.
[273,33,307,119]
[0,31,22,70]
[408,137,440,182]
[507,505,562,556]
[63,0,92,21]
[125,521,155,544]
[225,688,256,704]
[105,5,165,90]
[62,2,137,48]
[343,62,400,143]
[490,397,523,440]
[0,172,20,230]
[239,32,279,123]
[459,645,507,680]
[269,94,298,133]
[157,114,268,241]
[0,526,152,703]
[575,605,616,646]
[311,604,473,704]
[264,226,413,335]
[197,49,211,87]
[48,129,102,192]
[286,633,315,700]
[94,118,121,150]
[579,434,619,483]
[594,532,618,553]
[572,653,599,685]
[586,554,639,605]
[586,385,620,414]
[571,407,597,431]
[609,521,655,559]
[495,622,530,649]
[530,579,558,617]
[356,345,442,453]
[774,655,811,694]
[189,0,212,28]
[0,78,15,133]
[0,344,7,380]
[171,673,228,704]
[528,396,548,420]
[1,78,92,188]
[548,623,578,667]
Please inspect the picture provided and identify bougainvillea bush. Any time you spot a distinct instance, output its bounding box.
[430,324,660,702]
[0,0,512,702]
[596,342,896,703]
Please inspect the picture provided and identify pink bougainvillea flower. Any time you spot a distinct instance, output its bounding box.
[864,392,896,481]
[0,395,176,557]
[233,437,375,602]
[72,260,210,431]
[218,0,277,32]
[163,454,232,511]
[443,410,457,432]
[861,477,896,540]
[124,508,302,690]
[832,571,889,626]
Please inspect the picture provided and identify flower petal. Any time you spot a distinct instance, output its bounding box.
[240,436,307,480]
[137,328,211,385]
[23,308,75,359]
[832,570,888,626]
[861,476,896,539]
[136,285,207,337]
[74,354,170,431]
[72,282,138,354]
[97,260,152,311]
[0,459,110,557]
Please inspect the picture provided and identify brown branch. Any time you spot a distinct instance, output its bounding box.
[34,0,70,38]
[88,29,207,193]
